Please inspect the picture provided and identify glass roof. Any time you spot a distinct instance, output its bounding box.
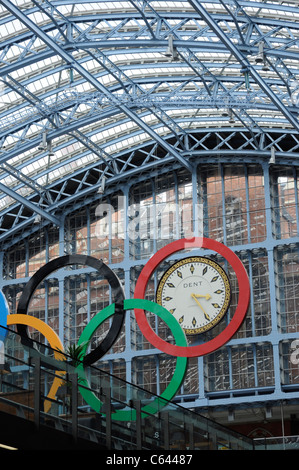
[0,0,299,241]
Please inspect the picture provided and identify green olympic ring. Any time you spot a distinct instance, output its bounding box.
[76,298,188,420]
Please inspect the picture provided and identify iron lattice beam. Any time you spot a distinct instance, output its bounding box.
[0,0,298,241]
[188,0,299,133]
[0,181,61,226]
[0,0,192,172]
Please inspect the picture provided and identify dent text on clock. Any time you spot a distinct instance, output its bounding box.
[183,281,203,288]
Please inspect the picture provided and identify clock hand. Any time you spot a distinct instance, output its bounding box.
[191,294,211,321]
[193,293,211,301]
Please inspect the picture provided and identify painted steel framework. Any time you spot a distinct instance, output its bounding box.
[1,0,299,427]
[0,0,298,241]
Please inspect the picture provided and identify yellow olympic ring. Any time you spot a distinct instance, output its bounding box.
[7,314,65,413]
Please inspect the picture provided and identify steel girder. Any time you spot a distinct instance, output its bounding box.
[0,0,298,243]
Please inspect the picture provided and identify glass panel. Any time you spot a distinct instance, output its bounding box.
[3,242,27,280]
[205,344,274,394]
[275,244,299,333]
[205,348,230,393]
[224,166,248,245]
[234,249,271,339]
[247,166,266,243]
[231,346,255,389]
[182,357,199,397]
[271,167,298,239]
[90,195,125,264]
[198,164,265,245]
[155,172,176,252]
[132,356,157,395]
[280,340,299,387]
[199,165,223,241]
[63,269,125,352]
[178,170,193,239]
[130,179,154,260]
[257,343,274,388]
[65,209,88,256]
[251,250,271,336]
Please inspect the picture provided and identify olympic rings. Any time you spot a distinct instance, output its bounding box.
[134,237,250,358]
[16,254,125,366]
[0,240,250,418]
[75,299,188,420]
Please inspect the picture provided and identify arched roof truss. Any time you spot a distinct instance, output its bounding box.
[0,0,298,243]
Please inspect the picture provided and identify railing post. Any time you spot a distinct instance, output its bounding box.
[32,356,41,430]
[103,386,112,450]
[188,422,194,450]
[162,412,170,449]
[211,432,217,450]
[128,399,142,450]
[70,373,78,443]
[135,400,142,450]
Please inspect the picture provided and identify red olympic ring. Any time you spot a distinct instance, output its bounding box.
[134,237,250,357]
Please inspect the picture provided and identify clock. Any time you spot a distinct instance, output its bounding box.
[156,256,231,335]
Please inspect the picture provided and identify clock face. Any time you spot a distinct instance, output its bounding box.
[156,256,231,335]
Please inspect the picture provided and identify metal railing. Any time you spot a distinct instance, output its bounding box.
[254,436,299,451]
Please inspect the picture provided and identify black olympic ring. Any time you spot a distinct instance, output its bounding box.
[16,254,125,366]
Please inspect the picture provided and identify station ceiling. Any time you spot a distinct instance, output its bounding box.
[0,0,299,244]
